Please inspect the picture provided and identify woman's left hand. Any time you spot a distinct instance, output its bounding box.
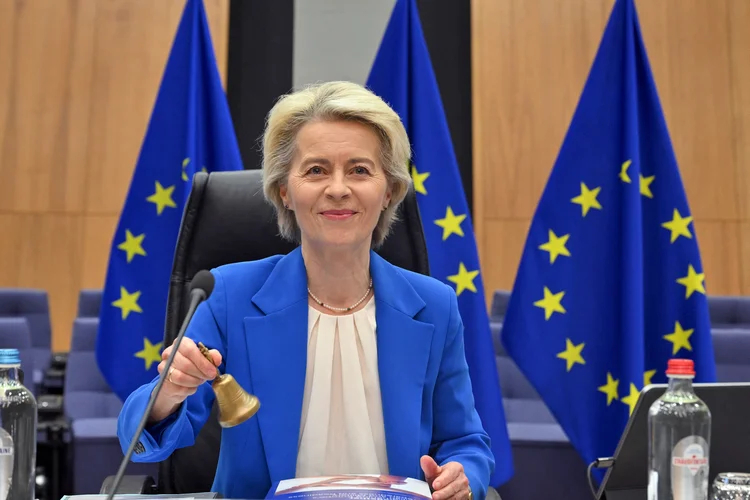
[420,455,471,500]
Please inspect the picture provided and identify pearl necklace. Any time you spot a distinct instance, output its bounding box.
[308,278,373,313]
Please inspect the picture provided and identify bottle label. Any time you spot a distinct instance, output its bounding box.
[671,435,709,498]
[0,427,12,500]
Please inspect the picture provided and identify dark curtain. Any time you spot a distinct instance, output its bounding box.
[226,0,294,171]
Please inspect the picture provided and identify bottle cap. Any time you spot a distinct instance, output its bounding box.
[0,349,20,366]
[666,358,695,376]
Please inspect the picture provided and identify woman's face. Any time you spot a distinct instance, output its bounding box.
[279,119,392,252]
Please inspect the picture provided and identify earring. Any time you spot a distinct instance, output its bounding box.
[284,204,289,209]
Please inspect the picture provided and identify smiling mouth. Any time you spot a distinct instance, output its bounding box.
[320,210,357,220]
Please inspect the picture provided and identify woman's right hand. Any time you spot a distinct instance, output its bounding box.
[149,337,222,422]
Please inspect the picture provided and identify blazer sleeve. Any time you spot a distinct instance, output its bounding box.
[430,286,495,500]
[117,269,230,463]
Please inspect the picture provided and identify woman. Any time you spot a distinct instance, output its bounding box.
[117,81,495,500]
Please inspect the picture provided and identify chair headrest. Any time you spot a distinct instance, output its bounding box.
[164,170,429,345]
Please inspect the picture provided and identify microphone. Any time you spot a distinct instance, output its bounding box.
[106,270,216,500]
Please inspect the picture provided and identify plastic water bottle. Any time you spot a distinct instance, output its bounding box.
[0,349,37,500]
[647,358,711,500]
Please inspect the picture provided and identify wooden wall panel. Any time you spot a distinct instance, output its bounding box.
[472,0,750,303]
[0,0,230,351]
[729,0,750,219]
[693,221,742,296]
[638,0,737,222]
[81,216,120,288]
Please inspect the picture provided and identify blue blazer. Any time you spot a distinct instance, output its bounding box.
[118,247,494,499]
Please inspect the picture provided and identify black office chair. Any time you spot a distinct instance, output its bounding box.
[105,169,430,495]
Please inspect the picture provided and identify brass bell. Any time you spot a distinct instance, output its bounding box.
[198,342,261,428]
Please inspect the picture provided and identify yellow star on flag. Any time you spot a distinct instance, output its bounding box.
[640,174,655,198]
[534,286,566,320]
[619,159,632,183]
[447,262,479,296]
[112,286,143,320]
[181,158,191,182]
[661,209,693,243]
[117,230,146,263]
[135,337,163,371]
[434,206,466,240]
[663,321,694,355]
[598,372,619,405]
[557,338,585,372]
[538,229,571,264]
[644,369,657,386]
[146,181,177,215]
[571,182,602,216]
[621,383,641,415]
[411,164,430,195]
[676,264,706,298]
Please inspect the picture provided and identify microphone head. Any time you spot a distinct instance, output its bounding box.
[190,270,216,299]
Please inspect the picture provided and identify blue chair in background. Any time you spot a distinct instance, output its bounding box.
[712,328,750,382]
[708,295,750,329]
[64,320,157,494]
[0,288,54,391]
[491,290,511,322]
[0,317,36,394]
[70,318,99,352]
[77,290,103,319]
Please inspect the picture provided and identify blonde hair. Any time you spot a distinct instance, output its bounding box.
[262,81,412,248]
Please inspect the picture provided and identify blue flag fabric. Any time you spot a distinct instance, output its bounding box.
[366,0,514,487]
[95,0,243,402]
[501,0,717,472]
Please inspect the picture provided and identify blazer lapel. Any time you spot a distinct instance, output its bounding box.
[244,247,308,482]
[370,252,435,479]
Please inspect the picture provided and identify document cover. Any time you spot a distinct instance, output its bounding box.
[266,475,432,500]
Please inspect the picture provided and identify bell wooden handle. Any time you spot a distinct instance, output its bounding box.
[197,342,218,368]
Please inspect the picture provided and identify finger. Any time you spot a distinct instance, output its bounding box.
[173,349,214,380]
[432,463,462,491]
[209,349,222,368]
[157,361,199,400]
[420,456,441,484]
[161,345,173,361]
[445,476,468,500]
[179,338,219,378]
[432,475,468,500]
[163,363,206,388]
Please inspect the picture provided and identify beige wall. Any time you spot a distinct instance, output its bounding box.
[0,0,230,351]
[472,0,750,305]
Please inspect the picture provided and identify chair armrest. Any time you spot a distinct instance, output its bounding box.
[38,394,63,413]
[99,475,157,495]
[41,366,66,396]
[50,352,68,370]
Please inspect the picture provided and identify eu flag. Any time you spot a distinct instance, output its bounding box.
[501,0,717,473]
[366,0,514,487]
[95,0,243,402]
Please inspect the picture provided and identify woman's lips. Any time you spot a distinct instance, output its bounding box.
[320,209,357,220]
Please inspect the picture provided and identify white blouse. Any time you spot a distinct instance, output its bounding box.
[295,296,389,477]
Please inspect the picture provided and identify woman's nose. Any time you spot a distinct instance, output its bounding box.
[325,171,351,198]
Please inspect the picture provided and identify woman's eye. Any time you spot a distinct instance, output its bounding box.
[353,166,369,175]
[308,166,323,175]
